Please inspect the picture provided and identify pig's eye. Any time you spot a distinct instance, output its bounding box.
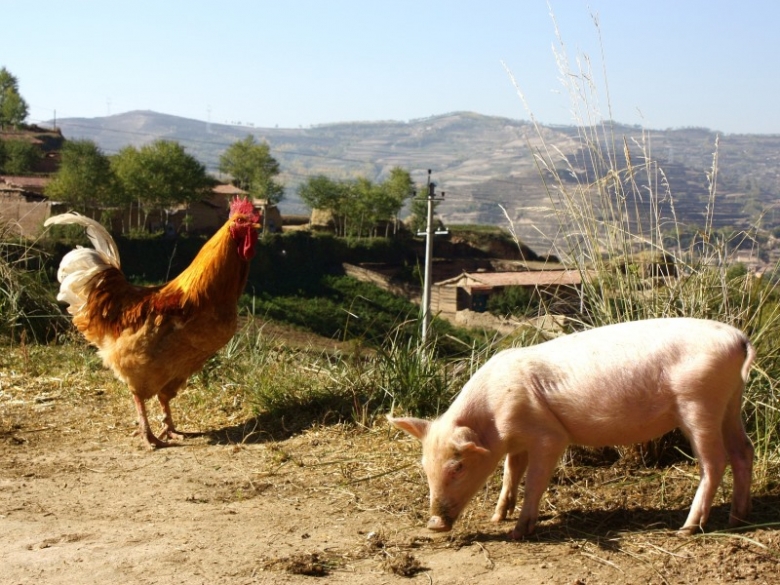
[446,460,464,478]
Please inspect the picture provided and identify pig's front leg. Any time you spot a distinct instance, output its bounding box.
[511,442,567,539]
[491,452,528,523]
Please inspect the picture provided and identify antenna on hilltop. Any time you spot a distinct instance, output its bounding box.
[207,105,212,134]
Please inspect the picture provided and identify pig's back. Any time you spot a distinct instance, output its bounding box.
[488,318,749,447]
[524,317,745,367]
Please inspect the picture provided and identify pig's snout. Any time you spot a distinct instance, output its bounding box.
[428,500,456,531]
[427,515,453,532]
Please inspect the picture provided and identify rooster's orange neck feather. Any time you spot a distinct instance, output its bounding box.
[162,221,249,309]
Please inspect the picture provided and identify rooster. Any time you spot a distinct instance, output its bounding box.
[45,197,260,449]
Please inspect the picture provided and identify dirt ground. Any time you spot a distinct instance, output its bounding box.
[2,348,780,585]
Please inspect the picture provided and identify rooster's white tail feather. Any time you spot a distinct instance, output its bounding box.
[44,213,120,269]
[45,213,122,314]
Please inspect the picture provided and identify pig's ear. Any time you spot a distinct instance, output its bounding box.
[460,441,490,456]
[453,426,490,457]
[387,416,430,440]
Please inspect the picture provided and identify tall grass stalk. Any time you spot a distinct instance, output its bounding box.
[215,319,353,433]
[0,226,64,342]
[503,9,780,466]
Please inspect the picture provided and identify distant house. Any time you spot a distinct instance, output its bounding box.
[0,176,61,237]
[212,184,283,233]
[0,126,64,174]
[151,189,233,235]
[0,179,283,238]
[431,269,591,319]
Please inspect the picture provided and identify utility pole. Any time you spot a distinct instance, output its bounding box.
[418,169,447,344]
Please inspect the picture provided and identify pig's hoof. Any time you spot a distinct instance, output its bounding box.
[676,525,701,537]
[509,524,534,540]
[509,528,527,540]
[427,516,452,532]
[728,515,750,529]
[490,512,506,523]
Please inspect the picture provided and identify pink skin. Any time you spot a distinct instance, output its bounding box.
[390,318,754,539]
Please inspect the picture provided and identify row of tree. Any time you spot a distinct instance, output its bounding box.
[44,135,285,231]
[297,168,418,237]
[46,135,422,236]
[3,65,427,237]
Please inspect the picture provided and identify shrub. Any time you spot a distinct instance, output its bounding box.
[486,286,538,318]
[0,228,65,342]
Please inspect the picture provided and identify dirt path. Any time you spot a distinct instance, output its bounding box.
[2,359,780,584]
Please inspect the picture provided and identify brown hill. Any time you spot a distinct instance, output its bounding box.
[45,111,780,254]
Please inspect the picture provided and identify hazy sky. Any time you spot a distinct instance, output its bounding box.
[3,0,777,134]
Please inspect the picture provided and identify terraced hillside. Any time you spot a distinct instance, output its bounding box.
[54,111,779,255]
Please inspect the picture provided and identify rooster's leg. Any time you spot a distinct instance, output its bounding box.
[158,396,182,441]
[157,394,191,441]
[132,394,169,449]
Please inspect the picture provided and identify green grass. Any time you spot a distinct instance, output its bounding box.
[0,228,65,342]
[244,274,479,357]
[4,8,780,467]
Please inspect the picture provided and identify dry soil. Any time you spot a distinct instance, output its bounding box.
[2,347,780,584]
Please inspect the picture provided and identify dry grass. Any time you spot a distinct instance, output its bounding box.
[3,341,780,583]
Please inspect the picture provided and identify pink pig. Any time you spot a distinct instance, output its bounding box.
[390,318,754,538]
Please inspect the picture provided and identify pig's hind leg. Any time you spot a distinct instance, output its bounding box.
[491,452,528,523]
[677,408,729,535]
[722,394,753,528]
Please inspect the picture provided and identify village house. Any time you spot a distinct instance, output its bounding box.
[0,176,61,237]
[0,179,281,238]
[431,269,591,319]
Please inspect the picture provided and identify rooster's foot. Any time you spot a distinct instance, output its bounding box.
[158,426,202,442]
[133,428,172,450]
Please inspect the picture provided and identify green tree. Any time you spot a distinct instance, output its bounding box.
[298,174,351,236]
[347,177,378,237]
[298,174,343,210]
[110,145,144,228]
[0,68,29,129]
[112,140,210,229]
[408,195,427,233]
[299,168,415,238]
[45,140,116,211]
[379,167,414,235]
[0,138,40,174]
[219,135,284,204]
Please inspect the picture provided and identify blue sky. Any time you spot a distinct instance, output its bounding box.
[3,0,777,134]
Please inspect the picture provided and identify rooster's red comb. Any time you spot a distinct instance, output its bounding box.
[230,196,258,219]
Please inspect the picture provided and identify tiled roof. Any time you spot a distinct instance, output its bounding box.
[212,184,248,195]
[1,175,52,192]
[437,269,591,288]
